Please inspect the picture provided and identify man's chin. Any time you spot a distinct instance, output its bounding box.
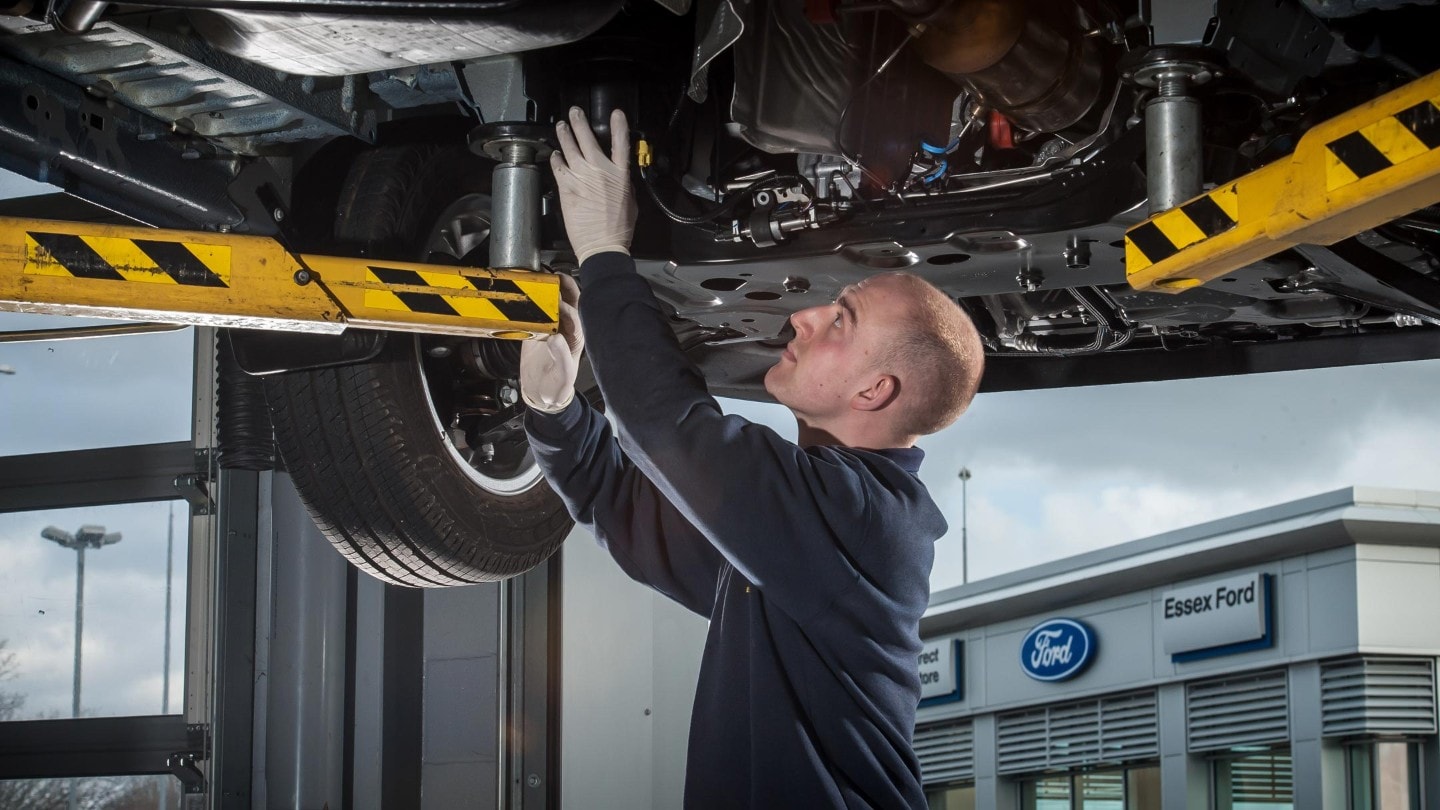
[762,364,785,402]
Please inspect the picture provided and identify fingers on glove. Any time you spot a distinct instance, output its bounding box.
[557,273,580,307]
[554,119,583,170]
[549,149,572,185]
[567,107,608,167]
[609,108,630,168]
[558,299,584,357]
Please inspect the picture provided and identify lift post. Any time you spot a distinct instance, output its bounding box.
[0,215,560,339]
[1125,68,1440,293]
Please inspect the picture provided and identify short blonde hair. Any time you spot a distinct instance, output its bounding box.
[875,273,985,436]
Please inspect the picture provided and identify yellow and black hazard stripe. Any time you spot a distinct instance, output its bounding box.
[1124,184,1241,279]
[1326,96,1440,190]
[24,230,231,287]
[364,266,553,323]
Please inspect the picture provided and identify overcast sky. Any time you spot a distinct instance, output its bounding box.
[726,357,1440,591]
[0,314,192,720]
[3,165,1440,716]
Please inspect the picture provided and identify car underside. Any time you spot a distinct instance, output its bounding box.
[2,0,1438,583]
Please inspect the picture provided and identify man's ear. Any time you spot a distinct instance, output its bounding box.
[851,374,899,412]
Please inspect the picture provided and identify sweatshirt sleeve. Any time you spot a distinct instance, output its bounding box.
[575,252,873,623]
[524,396,727,618]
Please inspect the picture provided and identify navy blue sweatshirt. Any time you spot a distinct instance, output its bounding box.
[523,252,947,809]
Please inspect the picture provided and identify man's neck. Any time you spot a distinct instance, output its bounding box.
[795,417,914,451]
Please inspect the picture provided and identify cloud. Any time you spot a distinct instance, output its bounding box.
[0,319,194,455]
[920,375,1440,590]
[720,358,1440,593]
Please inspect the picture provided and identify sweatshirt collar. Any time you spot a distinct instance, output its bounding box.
[871,445,925,474]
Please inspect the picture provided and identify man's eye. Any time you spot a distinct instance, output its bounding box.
[833,310,844,327]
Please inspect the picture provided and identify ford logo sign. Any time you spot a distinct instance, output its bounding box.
[1020,619,1096,682]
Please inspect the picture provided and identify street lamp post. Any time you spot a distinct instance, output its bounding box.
[958,468,972,584]
[42,524,121,810]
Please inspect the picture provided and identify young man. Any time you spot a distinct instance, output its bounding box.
[520,107,984,809]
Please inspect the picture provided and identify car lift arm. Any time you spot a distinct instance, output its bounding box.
[0,214,559,340]
[1126,68,1440,298]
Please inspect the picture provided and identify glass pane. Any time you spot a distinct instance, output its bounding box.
[927,783,976,810]
[0,313,194,455]
[1215,750,1293,810]
[1025,775,1073,810]
[1374,742,1419,810]
[0,773,183,809]
[1078,770,1125,809]
[0,501,188,720]
[1350,745,1375,810]
[1127,765,1162,810]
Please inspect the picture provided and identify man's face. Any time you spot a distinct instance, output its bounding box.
[763,275,911,421]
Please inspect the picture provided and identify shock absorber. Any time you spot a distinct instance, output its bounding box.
[469,122,553,271]
[1122,46,1221,215]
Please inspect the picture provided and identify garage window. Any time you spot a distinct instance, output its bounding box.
[1019,764,1159,809]
[1347,740,1422,810]
[1212,748,1293,809]
[926,782,976,810]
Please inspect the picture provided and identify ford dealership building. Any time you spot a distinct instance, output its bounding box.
[911,487,1440,810]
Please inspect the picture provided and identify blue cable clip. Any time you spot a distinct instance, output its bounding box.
[921,139,961,156]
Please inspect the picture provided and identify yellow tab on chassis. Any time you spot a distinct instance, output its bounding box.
[0,217,559,339]
[1125,69,1440,293]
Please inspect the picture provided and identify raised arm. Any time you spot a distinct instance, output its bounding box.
[517,268,723,617]
[550,108,876,623]
[524,399,727,618]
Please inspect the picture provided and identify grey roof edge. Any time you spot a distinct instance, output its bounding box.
[926,486,1440,615]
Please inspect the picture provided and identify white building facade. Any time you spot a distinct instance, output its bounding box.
[915,488,1440,810]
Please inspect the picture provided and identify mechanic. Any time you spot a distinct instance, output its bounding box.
[519,107,985,809]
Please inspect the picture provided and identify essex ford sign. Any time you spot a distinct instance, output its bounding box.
[1161,572,1274,662]
[1019,619,1095,682]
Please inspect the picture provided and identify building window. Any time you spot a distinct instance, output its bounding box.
[1213,749,1293,809]
[1347,740,1423,810]
[926,783,976,810]
[1020,764,1160,809]
[1127,763,1162,808]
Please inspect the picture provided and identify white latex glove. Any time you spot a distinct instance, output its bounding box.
[520,274,584,413]
[550,107,637,265]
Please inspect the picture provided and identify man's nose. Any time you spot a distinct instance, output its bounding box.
[790,306,820,338]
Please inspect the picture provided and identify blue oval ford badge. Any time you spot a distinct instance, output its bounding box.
[1020,619,1096,682]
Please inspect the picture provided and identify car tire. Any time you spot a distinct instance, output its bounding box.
[263,143,573,586]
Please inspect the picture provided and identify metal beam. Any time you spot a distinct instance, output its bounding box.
[977,326,1440,393]
[0,52,246,231]
[0,715,204,787]
[0,215,561,339]
[381,586,424,808]
[211,468,259,809]
[1125,68,1440,292]
[0,441,196,512]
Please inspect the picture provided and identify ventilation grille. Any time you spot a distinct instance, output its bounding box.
[1187,669,1289,752]
[1321,657,1437,737]
[995,691,1158,775]
[914,720,974,785]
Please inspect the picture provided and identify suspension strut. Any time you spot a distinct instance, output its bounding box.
[1122,46,1221,215]
[469,122,553,272]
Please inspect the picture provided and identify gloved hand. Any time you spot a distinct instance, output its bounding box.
[550,107,637,265]
[520,274,584,413]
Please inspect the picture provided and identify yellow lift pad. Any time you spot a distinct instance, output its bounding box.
[0,217,560,339]
[1126,68,1440,292]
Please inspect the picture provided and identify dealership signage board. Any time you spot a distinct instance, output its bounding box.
[1161,572,1274,662]
[918,638,962,706]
